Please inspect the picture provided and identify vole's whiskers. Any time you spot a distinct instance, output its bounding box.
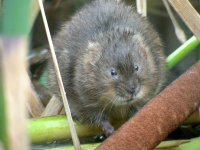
[83,103,99,108]
[97,99,113,123]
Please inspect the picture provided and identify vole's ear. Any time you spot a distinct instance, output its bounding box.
[84,42,102,66]
[132,34,156,73]
[132,34,149,59]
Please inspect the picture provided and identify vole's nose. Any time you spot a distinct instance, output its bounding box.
[126,86,136,95]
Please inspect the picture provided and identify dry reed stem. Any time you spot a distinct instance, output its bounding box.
[38,0,81,149]
[42,95,63,117]
[30,0,45,31]
[168,0,200,40]
[1,37,30,150]
[162,0,186,43]
[27,82,44,117]
[32,80,52,106]
[136,0,147,17]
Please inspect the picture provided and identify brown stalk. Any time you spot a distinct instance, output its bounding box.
[97,61,200,150]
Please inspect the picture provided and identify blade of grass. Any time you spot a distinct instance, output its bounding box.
[157,138,200,150]
[166,36,200,69]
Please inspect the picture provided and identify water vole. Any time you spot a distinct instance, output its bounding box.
[48,0,166,136]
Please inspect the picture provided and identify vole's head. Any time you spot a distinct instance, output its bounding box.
[80,30,160,106]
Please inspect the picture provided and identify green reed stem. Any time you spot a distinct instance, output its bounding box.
[0,66,8,150]
[166,36,200,69]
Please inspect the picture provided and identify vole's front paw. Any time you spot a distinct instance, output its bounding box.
[101,120,115,137]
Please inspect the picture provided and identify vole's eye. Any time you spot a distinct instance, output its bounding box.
[111,68,118,76]
[134,65,139,71]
